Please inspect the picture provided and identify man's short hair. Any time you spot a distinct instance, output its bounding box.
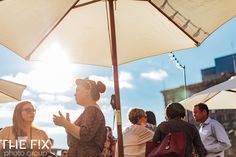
[61,149,68,156]
[128,108,146,124]
[195,103,209,115]
[106,126,112,132]
[49,138,54,146]
[166,102,185,119]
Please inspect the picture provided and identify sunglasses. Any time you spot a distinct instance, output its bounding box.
[21,108,36,113]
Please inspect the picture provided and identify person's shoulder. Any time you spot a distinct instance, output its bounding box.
[0,126,14,138]
[209,118,222,126]
[183,121,198,131]
[85,106,104,115]
[158,121,168,126]
[123,125,154,143]
[179,119,195,127]
[157,120,171,129]
[180,119,193,125]
[0,126,13,132]
[84,106,105,121]
[124,124,151,132]
[85,105,101,112]
[131,125,154,134]
[32,126,41,131]
[209,117,219,123]
[32,127,48,136]
[1,126,13,130]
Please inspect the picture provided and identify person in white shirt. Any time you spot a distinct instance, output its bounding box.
[193,103,231,157]
[115,108,154,157]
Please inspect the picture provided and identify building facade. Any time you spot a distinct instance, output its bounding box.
[202,54,236,82]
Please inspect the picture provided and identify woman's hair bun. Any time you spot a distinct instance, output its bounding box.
[96,81,106,93]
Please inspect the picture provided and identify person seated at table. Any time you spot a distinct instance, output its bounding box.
[0,101,50,157]
[115,108,154,157]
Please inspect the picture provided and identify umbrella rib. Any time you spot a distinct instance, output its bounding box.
[148,0,199,46]
[202,92,220,103]
[226,89,236,93]
[74,0,102,8]
[202,89,236,104]
[26,0,81,59]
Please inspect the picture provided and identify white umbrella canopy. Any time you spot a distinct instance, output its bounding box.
[0,79,26,103]
[0,0,236,66]
[1,0,236,156]
[181,76,236,111]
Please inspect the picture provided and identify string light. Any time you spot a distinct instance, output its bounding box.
[169,52,185,70]
[169,52,189,121]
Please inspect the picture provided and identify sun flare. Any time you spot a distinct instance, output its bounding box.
[31,43,76,93]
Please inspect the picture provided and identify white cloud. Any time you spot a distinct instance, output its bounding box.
[0,111,13,119]
[22,89,31,97]
[56,95,73,103]
[89,75,114,88]
[0,103,17,119]
[100,104,113,114]
[141,69,168,81]
[119,72,133,89]
[2,62,75,94]
[119,71,132,81]
[39,94,55,102]
[90,71,133,89]
[0,103,83,127]
[35,104,83,124]
[38,94,73,103]
[40,126,66,135]
[100,97,110,105]
[99,97,113,114]
[0,102,16,110]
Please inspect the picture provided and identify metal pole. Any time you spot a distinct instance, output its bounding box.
[233,55,236,74]
[169,52,189,121]
[183,65,189,121]
[183,65,187,99]
[108,0,124,156]
[231,43,236,74]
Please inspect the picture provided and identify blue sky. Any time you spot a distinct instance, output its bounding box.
[0,16,236,149]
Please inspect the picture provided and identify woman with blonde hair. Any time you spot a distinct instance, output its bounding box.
[115,108,154,157]
[53,78,107,157]
[0,101,50,157]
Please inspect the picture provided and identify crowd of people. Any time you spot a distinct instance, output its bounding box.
[0,77,232,157]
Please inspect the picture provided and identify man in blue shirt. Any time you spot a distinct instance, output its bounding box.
[193,103,231,157]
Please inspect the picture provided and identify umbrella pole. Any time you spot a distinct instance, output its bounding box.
[108,0,124,157]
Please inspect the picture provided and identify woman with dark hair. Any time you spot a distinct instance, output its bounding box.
[153,102,206,157]
[53,78,107,157]
[102,126,116,157]
[146,111,156,126]
[145,111,156,131]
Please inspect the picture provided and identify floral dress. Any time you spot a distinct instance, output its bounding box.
[67,106,106,157]
[102,135,116,157]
